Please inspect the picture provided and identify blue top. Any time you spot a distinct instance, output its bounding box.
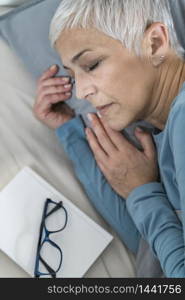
[127,82,185,277]
[56,82,185,277]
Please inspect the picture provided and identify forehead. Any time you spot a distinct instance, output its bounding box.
[56,27,122,61]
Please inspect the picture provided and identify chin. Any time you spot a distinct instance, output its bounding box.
[104,109,135,131]
[107,115,133,131]
[106,119,126,131]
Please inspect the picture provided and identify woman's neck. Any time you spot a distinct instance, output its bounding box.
[145,55,185,130]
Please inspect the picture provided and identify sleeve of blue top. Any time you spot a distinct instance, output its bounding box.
[126,104,185,277]
[56,116,140,254]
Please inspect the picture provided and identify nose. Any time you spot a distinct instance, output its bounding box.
[75,73,96,101]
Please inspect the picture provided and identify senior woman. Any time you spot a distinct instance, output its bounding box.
[34,0,185,277]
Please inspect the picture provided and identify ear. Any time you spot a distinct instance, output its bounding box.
[142,22,170,66]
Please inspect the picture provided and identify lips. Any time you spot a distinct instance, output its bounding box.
[96,103,114,116]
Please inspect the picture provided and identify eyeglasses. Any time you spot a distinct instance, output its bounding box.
[34,198,68,278]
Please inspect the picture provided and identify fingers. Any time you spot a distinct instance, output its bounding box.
[87,113,118,155]
[38,83,72,100]
[101,117,132,150]
[39,64,59,82]
[34,92,71,118]
[88,113,134,153]
[135,127,156,159]
[34,71,72,121]
[85,127,108,162]
[41,76,70,88]
[34,65,75,129]
[37,64,73,102]
[36,65,73,109]
[36,86,72,110]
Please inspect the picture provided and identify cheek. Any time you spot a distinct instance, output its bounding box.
[111,58,152,101]
[104,92,148,130]
[98,60,153,128]
[113,71,152,116]
[100,69,140,104]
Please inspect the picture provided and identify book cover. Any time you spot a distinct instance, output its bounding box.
[0,167,113,277]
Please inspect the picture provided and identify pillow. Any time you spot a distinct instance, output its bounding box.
[0,0,96,120]
[169,0,185,53]
[0,0,61,79]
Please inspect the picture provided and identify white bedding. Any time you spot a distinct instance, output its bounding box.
[0,1,30,5]
[0,6,136,277]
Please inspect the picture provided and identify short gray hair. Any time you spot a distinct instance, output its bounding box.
[49,0,184,58]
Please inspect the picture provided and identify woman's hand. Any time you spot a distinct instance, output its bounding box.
[86,114,159,199]
[33,65,75,129]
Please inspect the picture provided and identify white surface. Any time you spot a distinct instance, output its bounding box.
[0,167,113,277]
[0,0,31,5]
[0,7,136,277]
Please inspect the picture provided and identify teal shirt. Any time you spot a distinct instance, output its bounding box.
[56,83,185,277]
[56,117,140,254]
[127,83,185,277]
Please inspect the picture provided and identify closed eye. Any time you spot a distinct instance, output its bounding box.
[85,61,101,72]
[87,61,100,72]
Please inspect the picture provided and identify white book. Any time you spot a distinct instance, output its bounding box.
[0,167,113,277]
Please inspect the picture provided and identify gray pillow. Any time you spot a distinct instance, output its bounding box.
[169,0,185,53]
[0,0,60,78]
[0,0,96,121]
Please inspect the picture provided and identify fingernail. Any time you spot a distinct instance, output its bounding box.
[62,77,70,83]
[50,64,57,71]
[97,111,102,118]
[136,127,143,133]
[64,84,72,89]
[65,92,71,96]
[87,113,93,122]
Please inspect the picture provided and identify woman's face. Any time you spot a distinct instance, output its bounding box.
[56,28,157,130]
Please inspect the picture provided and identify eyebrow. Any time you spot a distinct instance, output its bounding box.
[63,48,93,69]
